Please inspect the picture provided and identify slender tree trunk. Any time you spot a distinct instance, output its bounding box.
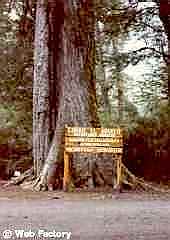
[33,0,100,190]
[157,0,170,103]
[117,74,124,123]
[96,22,112,121]
[111,40,124,124]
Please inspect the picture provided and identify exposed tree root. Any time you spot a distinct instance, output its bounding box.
[4,167,34,187]
[121,163,168,193]
[33,175,48,191]
[4,167,48,191]
[4,161,169,194]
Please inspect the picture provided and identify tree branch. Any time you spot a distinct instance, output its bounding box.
[129,47,163,56]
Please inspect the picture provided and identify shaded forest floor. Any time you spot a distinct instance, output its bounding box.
[0,180,170,200]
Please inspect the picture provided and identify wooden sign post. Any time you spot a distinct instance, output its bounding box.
[63,126,123,191]
[63,151,70,192]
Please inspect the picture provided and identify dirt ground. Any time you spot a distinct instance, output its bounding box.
[0,184,170,240]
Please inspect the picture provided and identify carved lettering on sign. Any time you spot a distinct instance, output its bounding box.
[65,127,123,153]
[65,137,122,143]
[65,146,123,153]
[66,127,122,138]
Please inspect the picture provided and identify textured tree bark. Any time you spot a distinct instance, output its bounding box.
[33,0,100,190]
[156,0,170,102]
[33,0,50,177]
[96,22,112,120]
[117,75,124,123]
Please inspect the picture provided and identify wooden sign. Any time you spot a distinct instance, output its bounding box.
[66,127,122,137]
[63,126,123,191]
[65,127,123,153]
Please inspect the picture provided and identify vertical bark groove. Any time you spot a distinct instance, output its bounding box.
[33,0,50,177]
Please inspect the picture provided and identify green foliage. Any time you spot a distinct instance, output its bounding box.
[0,0,33,178]
[0,105,17,128]
[124,101,170,182]
[99,111,113,127]
[0,0,32,129]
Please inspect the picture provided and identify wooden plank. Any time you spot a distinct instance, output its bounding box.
[65,136,123,143]
[65,146,123,153]
[116,155,122,190]
[65,127,122,138]
[65,141,122,148]
[65,135,123,148]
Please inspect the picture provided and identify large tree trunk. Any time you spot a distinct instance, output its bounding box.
[33,0,100,190]
[33,0,50,177]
